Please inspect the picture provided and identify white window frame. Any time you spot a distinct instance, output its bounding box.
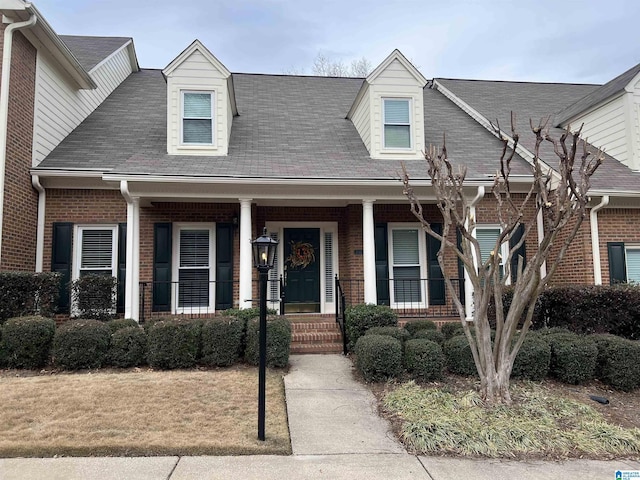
[72,225,118,280]
[180,90,215,146]
[475,225,509,284]
[382,97,412,150]
[624,245,640,283]
[172,223,216,314]
[388,223,427,308]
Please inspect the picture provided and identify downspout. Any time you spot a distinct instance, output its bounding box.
[590,195,610,285]
[31,174,45,272]
[464,186,485,321]
[0,13,37,266]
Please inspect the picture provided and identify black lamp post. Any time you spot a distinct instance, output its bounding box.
[251,227,279,441]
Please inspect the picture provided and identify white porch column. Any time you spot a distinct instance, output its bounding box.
[239,198,253,309]
[362,199,377,304]
[124,197,140,321]
[464,206,478,321]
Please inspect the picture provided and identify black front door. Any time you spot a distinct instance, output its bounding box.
[284,228,320,313]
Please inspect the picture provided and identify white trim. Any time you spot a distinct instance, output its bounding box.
[72,225,118,280]
[624,245,640,283]
[382,97,412,150]
[264,221,339,315]
[88,39,135,74]
[362,199,377,304]
[387,223,428,309]
[171,222,216,314]
[366,49,427,87]
[475,224,509,284]
[180,90,215,146]
[239,198,253,309]
[163,39,231,78]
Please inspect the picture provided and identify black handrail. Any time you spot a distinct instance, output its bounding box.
[279,274,285,316]
[335,275,347,355]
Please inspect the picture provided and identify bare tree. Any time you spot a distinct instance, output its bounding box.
[402,115,604,405]
[312,53,371,77]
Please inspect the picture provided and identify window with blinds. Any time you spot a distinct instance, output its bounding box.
[182,92,213,145]
[79,227,116,277]
[383,98,411,149]
[391,228,421,303]
[625,248,640,283]
[476,227,504,277]
[178,229,210,308]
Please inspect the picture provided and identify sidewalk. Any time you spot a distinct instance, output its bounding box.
[0,354,638,479]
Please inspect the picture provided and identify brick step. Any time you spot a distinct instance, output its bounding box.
[292,331,342,343]
[291,321,341,331]
[290,342,344,354]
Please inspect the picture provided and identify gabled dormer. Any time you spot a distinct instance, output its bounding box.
[347,49,427,160]
[163,40,237,156]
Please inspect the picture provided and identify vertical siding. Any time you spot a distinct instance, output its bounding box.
[351,84,371,152]
[570,94,628,166]
[166,50,229,156]
[32,46,133,165]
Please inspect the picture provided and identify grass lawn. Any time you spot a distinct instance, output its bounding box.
[0,367,291,457]
[382,380,640,459]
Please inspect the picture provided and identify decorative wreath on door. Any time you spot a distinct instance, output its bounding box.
[286,241,315,269]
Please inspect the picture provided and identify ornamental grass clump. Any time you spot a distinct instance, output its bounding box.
[1,316,56,369]
[53,319,111,369]
[354,334,402,382]
[201,316,244,367]
[404,339,445,381]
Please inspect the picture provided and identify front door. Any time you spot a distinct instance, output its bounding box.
[284,228,320,313]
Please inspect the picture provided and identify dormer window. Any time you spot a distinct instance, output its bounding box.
[383,98,411,149]
[181,91,214,145]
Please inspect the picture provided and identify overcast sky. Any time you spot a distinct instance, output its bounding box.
[35,0,638,84]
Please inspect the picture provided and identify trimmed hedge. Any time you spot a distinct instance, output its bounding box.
[404,320,437,336]
[0,272,60,322]
[443,335,477,376]
[592,334,640,391]
[245,316,291,368]
[223,307,277,323]
[201,317,244,367]
[71,274,118,320]
[547,333,597,384]
[511,333,551,381]
[441,322,466,340]
[404,339,445,381]
[365,326,411,343]
[107,318,139,334]
[412,329,445,345]
[345,304,397,351]
[1,316,56,369]
[109,326,147,368]
[53,320,111,369]
[355,334,402,382]
[146,318,201,369]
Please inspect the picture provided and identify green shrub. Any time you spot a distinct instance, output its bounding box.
[245,316,291,368]
[365,326,411,343]
[71,274,117,320]
[355,334,402,382]
[511,334,551,381]
[404,339,445,381]
[441,322,465,340]
[592,334,640,391]
[404,320,437,336]
[53,320,111,369]
[109,326,146,368]
[0,272,60,322]
[345,304,397,351]
[412,329,445,345]
[444,335,477,376]
[201,317,244,367]
[548,333,597,384]
[146,318,201,369]
[1,316,56,369]
[223,307,277,323]
[107,318,138,334]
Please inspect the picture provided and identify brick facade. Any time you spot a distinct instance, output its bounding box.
[0,27,37,271]
[597,208,640,285]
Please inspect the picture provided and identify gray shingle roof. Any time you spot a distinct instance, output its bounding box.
[37,69,532,180]
[436,78,640,192]
[555,62,640,126]
[60,35,132,71]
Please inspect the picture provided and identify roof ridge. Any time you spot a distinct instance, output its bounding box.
[436,77,601,87]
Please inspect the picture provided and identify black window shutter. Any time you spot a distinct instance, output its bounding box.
[216,223,234,310]
[153,223,172,312]
[607,242,626,284]
[374,223,390,305]
[427,224,445,305]
[52,222,73,313]
[117,223,127,314]
[456,228,466,305]
[509,224,526,283]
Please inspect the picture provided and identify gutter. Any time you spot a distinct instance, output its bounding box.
[0,12,36,265]
[31,175,45,271]
[590,195,610,285]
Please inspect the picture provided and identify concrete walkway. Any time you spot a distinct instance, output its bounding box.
[0,354,638,479]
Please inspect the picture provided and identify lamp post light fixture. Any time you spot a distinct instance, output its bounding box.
[251,227,279,441]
